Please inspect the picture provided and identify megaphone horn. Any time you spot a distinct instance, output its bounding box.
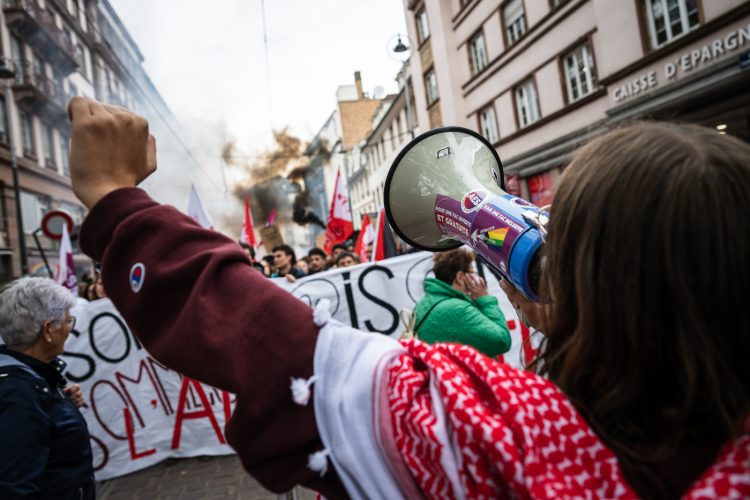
[384,126,548,301]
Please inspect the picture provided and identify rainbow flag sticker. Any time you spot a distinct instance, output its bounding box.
[485,227,509,247]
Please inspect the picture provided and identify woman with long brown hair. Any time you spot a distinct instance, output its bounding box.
[503,121,750,497]
[67,96,749,499]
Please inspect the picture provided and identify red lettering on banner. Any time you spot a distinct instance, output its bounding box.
[222,391,232,429]
[115,358,168,428]
[124,407,156,459]
[171,377,226,449]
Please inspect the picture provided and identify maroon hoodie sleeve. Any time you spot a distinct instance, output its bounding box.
[79,188,347,498]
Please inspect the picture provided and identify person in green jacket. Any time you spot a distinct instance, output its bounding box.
[414,248,511,357]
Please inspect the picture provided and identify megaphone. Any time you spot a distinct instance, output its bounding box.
[384,127,549,301]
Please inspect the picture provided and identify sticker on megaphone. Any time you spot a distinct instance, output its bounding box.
[435,192,547,301]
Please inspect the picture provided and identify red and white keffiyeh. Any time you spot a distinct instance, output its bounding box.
[309,312,750,499]
[381,340,750,499]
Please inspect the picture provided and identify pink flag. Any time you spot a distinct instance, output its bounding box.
[267,209,276,226]
[324,169,353,254]
[240,196,258,247]
[55,223,77,293]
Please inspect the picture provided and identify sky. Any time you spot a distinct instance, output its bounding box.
[109,0,408,155]
[107,0,408,232]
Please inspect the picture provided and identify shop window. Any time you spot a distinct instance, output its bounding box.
[504,0,527,47]
[528,172,554,206]
[479,105,499,143]
[425,68,439,106]
[515,79,540,128]
[645,0,700,49]
[563,42,597,103]
[41,122,55,169]
[505,174,522,197]
[416,8,430,44]
[469,31,488,75]
[19,110,36,159]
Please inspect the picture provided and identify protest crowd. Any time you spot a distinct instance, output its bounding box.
[0,95,748,500]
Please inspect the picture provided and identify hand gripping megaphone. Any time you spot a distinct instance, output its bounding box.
[384,127,549,302]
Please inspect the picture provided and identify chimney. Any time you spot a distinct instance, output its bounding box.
[354,71,364,99]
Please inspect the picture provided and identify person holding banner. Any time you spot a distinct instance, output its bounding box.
[0,277,94,499]
[67,97,749,499]
[413,248,510,357]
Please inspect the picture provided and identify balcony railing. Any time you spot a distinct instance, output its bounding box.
[3,0,78,75]
[12,59,68,123]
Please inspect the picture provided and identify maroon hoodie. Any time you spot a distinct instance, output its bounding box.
[79,188,347,497]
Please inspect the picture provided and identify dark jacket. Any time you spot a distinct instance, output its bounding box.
[0,347,95,499]
[414,278,511,357]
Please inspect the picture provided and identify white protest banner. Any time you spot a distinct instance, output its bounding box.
[63,299,235,480]
[272,251,541,369]
[62,251,540,480]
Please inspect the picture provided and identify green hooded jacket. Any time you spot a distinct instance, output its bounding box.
[414,277,511,357]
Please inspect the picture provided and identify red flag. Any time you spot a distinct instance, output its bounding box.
[266,209,276,226]
[240,196,257,247]
[371,207,387,262]
[354,213,374,263]
[324,169,353,253]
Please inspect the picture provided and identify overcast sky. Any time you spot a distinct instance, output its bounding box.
[109,0,408,152]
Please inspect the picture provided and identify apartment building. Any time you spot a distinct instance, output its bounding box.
[0,0,176,281]
[306,72,386,236]
[350,65,419,229]
[402,0,750,203]
[0,0,94,281]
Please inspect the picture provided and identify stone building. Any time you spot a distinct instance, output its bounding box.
[401,0,750,202]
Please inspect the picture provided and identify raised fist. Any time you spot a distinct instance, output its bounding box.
[68,97,157,209]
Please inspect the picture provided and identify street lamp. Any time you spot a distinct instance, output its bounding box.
[388,34,415,140]
[0,58,29,275]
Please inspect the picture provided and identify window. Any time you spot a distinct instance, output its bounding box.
[19,110,35,158]
[61,134,70,176]
[425,68,439,105]
[515,79,540,128]
[41,122,55,169]
[563,42,597,103]
[504,0,527,46]
[0,95,8,144]
[75,43,85,69]
[528,171,554,206]
[11,36,23,65]
[479,105,499,143]
[645,0,699,49]
[20,191,50,234]
[469,32,489,75]
[416,8,430,44]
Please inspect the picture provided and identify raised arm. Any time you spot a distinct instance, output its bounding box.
[69,98,345,496]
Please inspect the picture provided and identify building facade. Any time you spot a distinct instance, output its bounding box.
[0,0,176,282]
[402,0,750,203]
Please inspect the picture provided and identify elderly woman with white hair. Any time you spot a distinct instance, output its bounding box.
[0,277,95,499]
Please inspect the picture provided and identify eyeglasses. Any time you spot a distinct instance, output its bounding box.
[65,316,76,329]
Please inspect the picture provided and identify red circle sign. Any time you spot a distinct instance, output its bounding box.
[41,209,74,240]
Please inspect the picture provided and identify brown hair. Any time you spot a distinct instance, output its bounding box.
[535,122,750,477]
[432,248,474,284]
